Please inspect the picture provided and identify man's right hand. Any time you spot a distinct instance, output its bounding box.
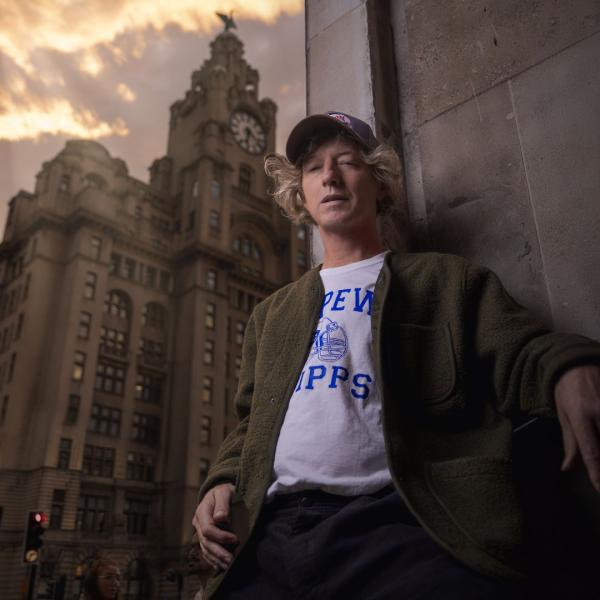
[192,483,239,571]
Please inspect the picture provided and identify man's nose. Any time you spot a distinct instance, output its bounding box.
[322,161,340,187]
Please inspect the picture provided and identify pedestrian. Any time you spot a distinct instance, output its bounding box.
[82,557,121,600]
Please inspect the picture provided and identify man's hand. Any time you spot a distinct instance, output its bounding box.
[555,364,600,493]
[192,483,239,571]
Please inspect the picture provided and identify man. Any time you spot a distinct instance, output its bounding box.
[193,111,600,599]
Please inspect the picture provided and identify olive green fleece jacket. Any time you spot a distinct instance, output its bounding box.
[199,252,600,597]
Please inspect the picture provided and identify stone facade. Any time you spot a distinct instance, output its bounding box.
[0,30,308,599]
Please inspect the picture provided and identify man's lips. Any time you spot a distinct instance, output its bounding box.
[321,194,348,204]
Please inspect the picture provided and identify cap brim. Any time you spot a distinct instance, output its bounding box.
[285,114,372,163]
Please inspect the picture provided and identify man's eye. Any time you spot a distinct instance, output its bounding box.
[306,164,321,172]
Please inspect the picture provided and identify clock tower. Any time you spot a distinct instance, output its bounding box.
[149,29,309,573]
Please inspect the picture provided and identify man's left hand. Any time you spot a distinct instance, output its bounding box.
[555,364,600,493]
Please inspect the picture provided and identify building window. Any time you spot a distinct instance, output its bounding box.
[109,253,121,275]
[202,376,213,404]
[200,416,211,445]
[1,395,8,424]
[159,271,170,293]
[90,236,102,260]
[234,235,262,262]
[78,312,92,339]
[203,339,214,365]
[205,303,215,329]
[66,394,80,425]
[145,266,156,288]
[58,174,70,192]
[192,179,199,197]
[23,273,31,300]
[132,413,160,445]
[126,452,155,482]
[72,352,86,381]
[210,179,221,200]
[83,445,115,477]
[49,490,66,529]
[77,494,109,533]
[188,210,196,231]
[124,498,151,536]
[16,313,24,339]
[138,338,165,366]
[83,272,97,300]
[57,438,72,469]
[298,251,307,267]
[199,458,210,483]
[206,269,216,291]
[7,353,16,382]
[95,361,126,395]
[297,225,306,240]
[122,257,136,280]
[234,356,242,380]
[104,291,130,320]
[238,165,252,194]
[89,404,122,437]
[135,372,163,403]
[235,321,245,345]
[100,327,127,357]
[209,210,220,230]
[142,303,166,329]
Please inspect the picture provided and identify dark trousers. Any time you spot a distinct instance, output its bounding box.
[216,487,525,600]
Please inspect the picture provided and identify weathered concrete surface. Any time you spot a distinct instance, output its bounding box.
[404,0,600,124]
[306,0,364,40]
[307,2,372,119]
[510,32,600,338]
[418,80,552,321]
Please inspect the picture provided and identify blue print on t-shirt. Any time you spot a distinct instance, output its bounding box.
[294,365,373,399]
[310,317,348,361]
[320,288,373,317]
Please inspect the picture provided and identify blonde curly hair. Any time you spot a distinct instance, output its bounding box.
[264,131,409,249]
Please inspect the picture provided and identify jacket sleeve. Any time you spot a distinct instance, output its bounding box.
[463,263,600,417]
[198,312,258,499]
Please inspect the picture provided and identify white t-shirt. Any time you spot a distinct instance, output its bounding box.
[266,252,392,499]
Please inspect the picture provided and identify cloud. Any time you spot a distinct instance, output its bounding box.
[116,82,136,102]
[0,0,303,75]
[0,83,129,142]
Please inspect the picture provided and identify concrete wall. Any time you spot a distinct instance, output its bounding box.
[306,0,600,340]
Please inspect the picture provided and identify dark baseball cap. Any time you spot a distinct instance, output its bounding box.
[285,111,379,163]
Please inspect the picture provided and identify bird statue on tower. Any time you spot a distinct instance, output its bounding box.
[216,11,236,32]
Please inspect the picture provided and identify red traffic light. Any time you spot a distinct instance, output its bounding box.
[34,512,48,526]
[22,510,47,564]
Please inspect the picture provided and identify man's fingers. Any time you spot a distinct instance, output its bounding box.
[213,485,234,523]
[201,522,238,547]
[574,419,600,492]
[557,409,580,471]
[200,538,233,571]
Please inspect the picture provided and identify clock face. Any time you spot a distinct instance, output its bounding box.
[229,111,266,155]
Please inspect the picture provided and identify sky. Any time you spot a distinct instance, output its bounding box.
[0,0,306,230]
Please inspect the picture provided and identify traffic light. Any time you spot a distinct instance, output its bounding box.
[22,510,48,564]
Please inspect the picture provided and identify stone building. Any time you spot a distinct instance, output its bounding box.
[0,29,308,598]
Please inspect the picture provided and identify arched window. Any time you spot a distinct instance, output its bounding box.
[142,303,166,329]
[103,290,131,320]
[83,172,107,190]
[233,235,262,264]
[238,165,253,194]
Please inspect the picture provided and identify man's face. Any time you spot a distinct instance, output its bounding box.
[97,565,120,599]
[301,138,381,236]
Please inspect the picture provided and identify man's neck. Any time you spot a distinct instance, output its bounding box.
[320,232,386,269]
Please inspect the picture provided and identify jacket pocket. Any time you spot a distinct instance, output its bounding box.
[385,323,461,416]
[426,457,523,560]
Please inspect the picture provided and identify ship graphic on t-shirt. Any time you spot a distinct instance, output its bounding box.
[310,317,348,361]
